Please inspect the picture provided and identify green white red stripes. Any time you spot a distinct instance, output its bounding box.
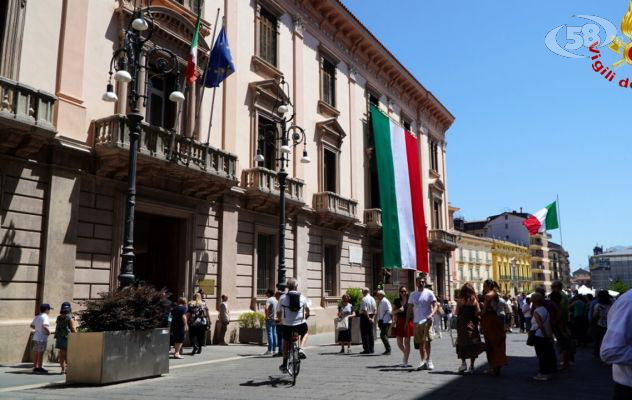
[523,201,559,235]
[186,11,202,86]
[371,106,428,272]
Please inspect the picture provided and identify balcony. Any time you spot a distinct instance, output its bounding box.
[428,229,458,252]
[0,76,56,157]
[241,167,304,213]
[93,115,238,197]
[364,208,382,235]
[313,191,358,229]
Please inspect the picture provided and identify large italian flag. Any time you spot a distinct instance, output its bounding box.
[523,201,559,235]
[371,106,428,273]
[186,11,202,86]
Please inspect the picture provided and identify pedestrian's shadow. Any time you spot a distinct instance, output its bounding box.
[366,364,405,369]
[318,351,347,355]
[240,376,293,388]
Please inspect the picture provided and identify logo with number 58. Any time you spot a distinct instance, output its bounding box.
[545,15,617,58]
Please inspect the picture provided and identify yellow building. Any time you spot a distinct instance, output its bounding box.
[492,239,531,295]
[454,232,493,295]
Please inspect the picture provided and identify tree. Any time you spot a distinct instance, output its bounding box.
[609,279,630,294]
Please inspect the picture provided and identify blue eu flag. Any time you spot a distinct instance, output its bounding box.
[204,26,235,88]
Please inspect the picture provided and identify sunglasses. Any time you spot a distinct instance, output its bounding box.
[400,290,408,293]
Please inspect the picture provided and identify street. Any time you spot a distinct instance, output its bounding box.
[0,332,613,400]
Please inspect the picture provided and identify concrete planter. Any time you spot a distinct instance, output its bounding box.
[334,317,363,345]
[66,328,169,385]
[238,327,267,345]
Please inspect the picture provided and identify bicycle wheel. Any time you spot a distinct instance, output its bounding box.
[291,345,300,385]
[287,344,296,377]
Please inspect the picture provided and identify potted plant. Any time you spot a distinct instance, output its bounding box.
[66,285,171,384]
[238,311,267,345]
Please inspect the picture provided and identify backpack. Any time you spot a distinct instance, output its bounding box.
[288,292,302,313]
[190,304,208,327]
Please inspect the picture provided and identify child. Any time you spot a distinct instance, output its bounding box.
[54,302,77,374]
[30,304,52,374]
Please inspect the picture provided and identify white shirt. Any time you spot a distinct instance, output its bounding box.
[360,295,376,315]
[408,289,437,324]
[31,313,50,342]
[601,290,632,387]
[377,297,392,324]
[531,306,551,338]
[518,295,526,308]
[279,291,308,326]
[265,297,278,320]
[521,303,532,318]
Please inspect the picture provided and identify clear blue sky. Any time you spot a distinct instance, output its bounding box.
[342,0,632,271]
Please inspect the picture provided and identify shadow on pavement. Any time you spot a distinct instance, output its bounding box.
[240,376,293,388]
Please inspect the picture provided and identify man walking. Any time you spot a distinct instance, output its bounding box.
[218,294,230,345]
[600,289,632,399]
[406,273,437,370]
[360,287,377,354]
[376,290,392,355]
[264,289,278,355]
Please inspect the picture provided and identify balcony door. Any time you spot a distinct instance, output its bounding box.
[257,115,276,170]
[256,233,276,296]
[146,71,177,130]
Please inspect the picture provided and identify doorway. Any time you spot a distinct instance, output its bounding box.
[134,212,185,299]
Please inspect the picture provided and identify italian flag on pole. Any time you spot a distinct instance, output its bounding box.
[186,11,202,86]
[371,106,428,273]
[523,201,559,235]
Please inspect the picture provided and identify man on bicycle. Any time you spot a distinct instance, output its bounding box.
[277,278,310,373]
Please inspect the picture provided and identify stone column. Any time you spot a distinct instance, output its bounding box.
[294,214,309,293]
[292,16,305,179]
[216,193,238,343]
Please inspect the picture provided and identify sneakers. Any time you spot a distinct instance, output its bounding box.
[427,359,435,370]
[533,373,550,381]
[466,367,475,374]
[32,367,48,374]
[279,364,288,374]
[382,350,391,355]
[263,351,271,355]
[298,349,307,359]
[273,352,282,358]
[458,363,467,373]
[417,361,428,371]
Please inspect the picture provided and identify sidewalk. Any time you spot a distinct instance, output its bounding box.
[0,332,336,393]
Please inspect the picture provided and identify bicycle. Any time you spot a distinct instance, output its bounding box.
[286,329,301,386]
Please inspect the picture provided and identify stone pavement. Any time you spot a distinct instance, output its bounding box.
[0,331,614,399]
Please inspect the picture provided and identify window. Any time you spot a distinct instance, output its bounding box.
[323,148,337,192]
[402,118,411,131]
[257,116,276,170]
[258,7,278,66]
[0,1,7,50]
[432,200,442,229]
[256,234,275,296]
[458,267,463,280]
[146,72,177,130]
[429,140,439,172]
[321,57,336,107]
[324,245,337,296]
[0,0,26,80]
[368,92,379,109]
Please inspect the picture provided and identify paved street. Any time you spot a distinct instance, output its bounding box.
[0,331,613,400]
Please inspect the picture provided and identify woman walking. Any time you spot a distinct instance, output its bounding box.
[392,286,414,367]
[593,290,611,359]
[530,293,557,381]
[337,294,354,353]
[172,297,188,359]
[481,279,507,376]
[54,302,77,374]
[188,293,210,355]
[454,284,485,373]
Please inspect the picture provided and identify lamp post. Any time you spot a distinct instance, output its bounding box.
[102,3,185,287]
[254,77,310,292]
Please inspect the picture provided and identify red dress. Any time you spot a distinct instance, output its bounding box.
[393,298,414,337]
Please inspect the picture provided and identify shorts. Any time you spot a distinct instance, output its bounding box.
[414,320,432,344]
[55,337,68,350]
[281,323,308,341]
[32,340,47,353]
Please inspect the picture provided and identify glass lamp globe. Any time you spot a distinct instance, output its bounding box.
[113,69,132,83]
[132,17,149,31]
[300,150,311,164]
[169,90,185,103]
[102,84,118,102]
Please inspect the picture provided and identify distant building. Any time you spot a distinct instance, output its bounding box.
[491,239,531,295]
[549,241,571,288]
[571,268,592,289]
[454,232,493,295]
[589,246,632,290]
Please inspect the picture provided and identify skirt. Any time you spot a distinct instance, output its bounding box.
[394,315,414,337]
[338,328,351,343]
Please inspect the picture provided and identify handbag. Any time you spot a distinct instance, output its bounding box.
[526,330,536,346]
[335,316,349,331]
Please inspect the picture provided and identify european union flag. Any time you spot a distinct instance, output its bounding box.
[204,26,234,88]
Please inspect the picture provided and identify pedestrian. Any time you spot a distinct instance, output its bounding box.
[30,304,52,374]
[218,294,230,345]
[337,294,353,353]
[442,299,453,331]
[432,298,443,339]
[171,297,188,359]
[54,302,77,374]
[522,297,532,331]
[277,278,310,372]
[188,293,210,355]
[600,288,632,399]
[593,290,612,359]
[274,291,283,357]
[454,283,485,374]
[517,292,526,333]
[359,287,376,354]
[549,289,575,369]
[406,273,437,370]
[393,285,414,367]
[264,288,278,355]
[530,292,557,381]
[376,290,392,355]
[481,279,507,376]
[503,295,513,333]
[569,295,589,346]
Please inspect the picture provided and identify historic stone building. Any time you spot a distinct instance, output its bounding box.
[453,232,493,295]
[491,239,531,295]
[0,0,455,362]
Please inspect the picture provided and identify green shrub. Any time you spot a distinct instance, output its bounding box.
[609,280,630,294]
[78,285,171,332]
[238,311,265,328]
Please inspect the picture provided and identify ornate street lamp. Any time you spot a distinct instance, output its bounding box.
[102,2,184,288]
[254,77,310,291]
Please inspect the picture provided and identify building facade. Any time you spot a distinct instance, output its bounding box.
[589,246,632,290]
[0,0,455,362]
[549,241,571,287]
[491,239,531,295]
[571,268,592,289]
[454,232,493,295]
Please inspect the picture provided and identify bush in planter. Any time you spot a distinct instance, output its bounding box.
[336,288,363,314]
[78,284,171,332]
[238,311,265,328]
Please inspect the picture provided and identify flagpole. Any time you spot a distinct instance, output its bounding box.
[557,194,564,248]
[197,8,220,141]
